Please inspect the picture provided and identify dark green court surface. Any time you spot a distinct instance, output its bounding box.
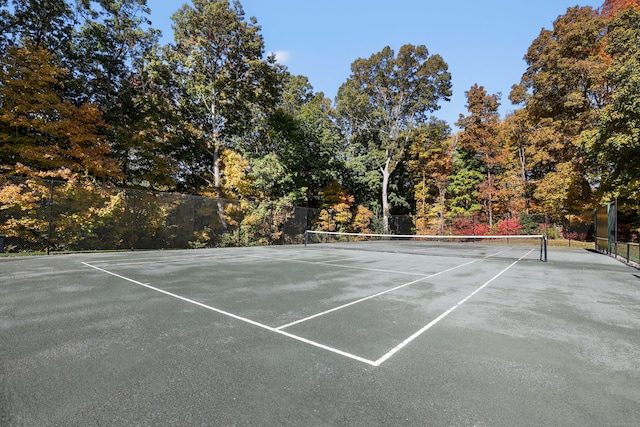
[1,244,639,426]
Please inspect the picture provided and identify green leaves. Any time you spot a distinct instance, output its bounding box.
[336,44,451,230]
[582,7,640,201]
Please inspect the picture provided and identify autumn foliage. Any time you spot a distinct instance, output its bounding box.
[2,0,640,252]
[601,0,640,16]
[0,43,120,181]
[316,182,373,233]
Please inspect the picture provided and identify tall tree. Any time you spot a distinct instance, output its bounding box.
[0,0,162,186]
[73,0,162,186]
[447,146,484,218]
[0,43,119,179]
[117,45,188,189]
[456,85,506,226]
[583,7,640,201]
[272,74,343,207]
[167,0,282,228]
[511,6,606,215]
[73,0,158,104]
[336,44,451,231]
[407,119,453,234]
[502,109,536,214]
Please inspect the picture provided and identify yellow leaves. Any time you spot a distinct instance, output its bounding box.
[220,149,253,199]
[316,182,372,233]
[238,199,293,245]
[0,184,27,209]
[352,205,374,234]
[319,181,354,206]
[533,161,583,214]
[317,204,352,232]
[89,193,127,219]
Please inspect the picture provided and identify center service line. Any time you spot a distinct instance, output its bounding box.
[81,262,379,366]
[371,249,535,367]
[275,258,482,330]
[275,247,512,331]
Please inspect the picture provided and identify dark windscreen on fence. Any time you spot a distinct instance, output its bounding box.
[0,176,555,255]
[596,202,615,253]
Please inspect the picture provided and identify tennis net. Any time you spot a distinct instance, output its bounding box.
[304,230,548,262]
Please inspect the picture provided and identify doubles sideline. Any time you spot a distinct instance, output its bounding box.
[82,248,532,366]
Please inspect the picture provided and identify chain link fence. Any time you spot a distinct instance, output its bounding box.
[0,176,246,253]
[561,211,595,246]
[408,212,551,238]
[3,175,595,254]
[594,200,640,266]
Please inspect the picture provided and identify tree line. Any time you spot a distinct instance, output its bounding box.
[1,0,639,237]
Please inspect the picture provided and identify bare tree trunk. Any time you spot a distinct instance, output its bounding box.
[487,170,493,229]
[381,157,391,234]
[438,180,447,235]
[421,171,427,234]
[209,91,228,234]
[212,141,228,234]
[518,146,530,215]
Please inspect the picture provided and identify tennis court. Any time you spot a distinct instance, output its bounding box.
[1,239,639,425]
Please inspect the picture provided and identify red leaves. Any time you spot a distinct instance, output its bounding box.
[601,0,640,17]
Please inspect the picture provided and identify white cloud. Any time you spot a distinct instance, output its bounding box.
[271,50,291,64]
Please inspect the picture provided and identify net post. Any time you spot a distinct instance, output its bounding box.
[304,230,308,247]
[540,236,548,262]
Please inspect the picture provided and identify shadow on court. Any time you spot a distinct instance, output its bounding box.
[1,245,639,426]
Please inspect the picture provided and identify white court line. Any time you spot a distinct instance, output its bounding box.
[82,247,530,367]
[275,258,481,330]
[273,247,513,330]
[371,249,534,366]
[85,254,260,268]
[246,245,513,278]
[81,262,379,366]
[82,262,273,330]
[245,254,430,277]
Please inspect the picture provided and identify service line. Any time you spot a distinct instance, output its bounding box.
[81,261,379,366]
[371,249,535,366]
[245,254,430,277]
[275,258,482,330]
[273,247,512,330]
[82,248,529,368]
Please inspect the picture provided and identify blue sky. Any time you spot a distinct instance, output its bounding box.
[146,0,603,128]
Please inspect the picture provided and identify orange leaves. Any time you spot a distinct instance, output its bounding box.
[316,182,372,233]
[0,43,121,180]
[601,0,640,16]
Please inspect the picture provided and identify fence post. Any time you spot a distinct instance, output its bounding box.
[472,214,475,236]
[130,190,136,251]
[545,213,549,240]
[626,243,630,263]
[192,195,197,235]
[593,209,596,250]
[47,180,54,255]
